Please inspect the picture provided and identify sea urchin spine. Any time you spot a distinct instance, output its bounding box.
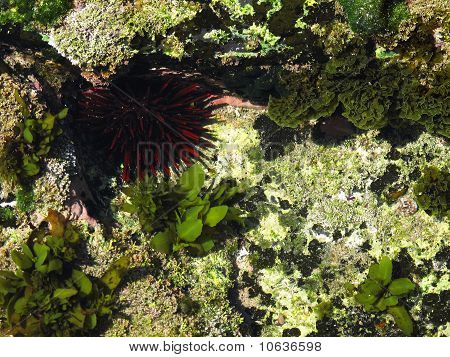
[78,77,216,181]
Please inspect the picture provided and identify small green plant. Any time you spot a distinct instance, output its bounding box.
[122,164,245,255]
[0,210,129,336]
[355,256,415,336]
[0,206,16,227]
[14,90,68,179]
[413,166,449,219]
[15,187,35,213]
[0,0,72,27]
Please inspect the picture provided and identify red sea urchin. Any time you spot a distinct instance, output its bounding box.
[78,77,216,181]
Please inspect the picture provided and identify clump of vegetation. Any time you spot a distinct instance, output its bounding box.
[338,0,410,35]
[268,48,449,136]
[14,91,68,178]
[0,210,129,336]
[50,0,200,72]
[0,206,16,227]
[0,76,67,190]
[15,187,35,213]
[0,0,72,27]
[204,0,287,59]
[79,77,216,181]
[354,256,415,336]
[121,164,245,255]
[413,166,449,219]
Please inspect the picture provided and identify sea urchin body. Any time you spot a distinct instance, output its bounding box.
[78,77,216,181]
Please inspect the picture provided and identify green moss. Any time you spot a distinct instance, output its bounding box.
[16,187,35,213]
[0,206,16,227]
[339,0,386,35]
[338,0,410,36]
[413,166,449,219]
[0,0,72,27]
[50,0,200,73]
[387,1,410,31]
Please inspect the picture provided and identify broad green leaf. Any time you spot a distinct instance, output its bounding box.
[179,196,206,209]
[13,297,28,314]
[122,202,138,214]
[41,113,56,130]
[204,206,229,227]
[53,288,78,301]
[178,164,205,199]
[33,243,49,267]
[57,108,69,120]
[360,279,382,296]
[72,269,93,296]
[11,250,33,270]
[48,258,63,272]
[388,278,415,296]
[368,256,392,286]
[173,243,190,252]
[0,278,16,294]
[23,161,40,176]
[374,297,388,311]
[213,184,228,201]
[176,219,203,242]
[201,239,214,252]
[7,295,19,325]
[355,292,377,306]
[388,305,413,336]
[225,207,245,223]
[22,244,34,260]
[68,304,85,328]
[101,256,130,291]
[384,296,399,307]
[23,127,34,143]
[183,205,204,221]
[219,186,239,204]
[375,296,399,311]
[36,264,48,273]
[151,230,173,254]
[85,313,97,330]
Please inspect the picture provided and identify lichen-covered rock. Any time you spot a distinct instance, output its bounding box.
[209,107,449,336]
